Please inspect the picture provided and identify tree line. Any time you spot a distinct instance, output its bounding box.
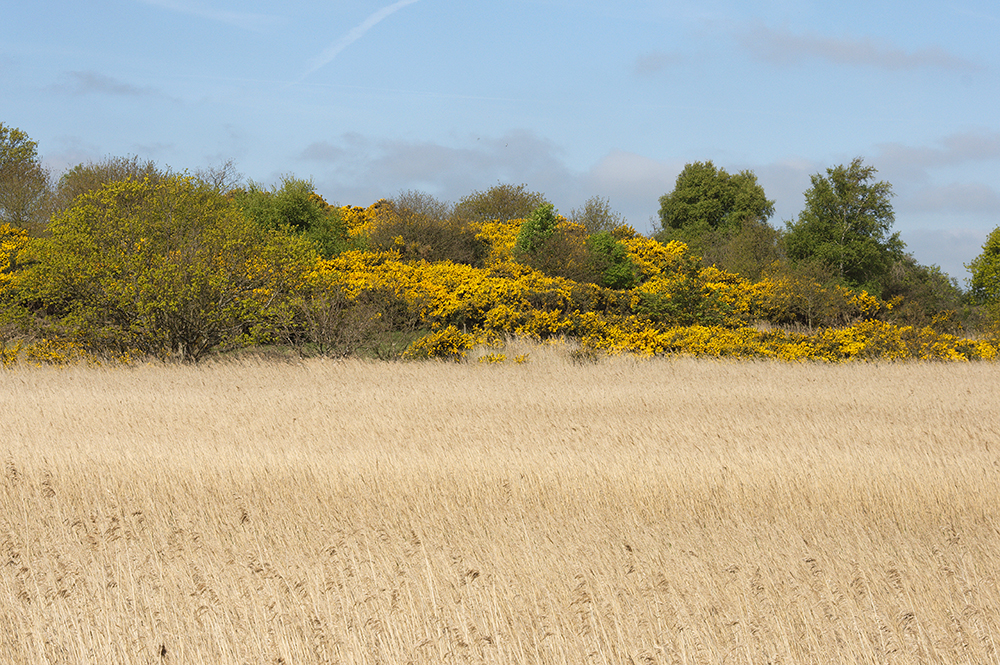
[2,121,999,361]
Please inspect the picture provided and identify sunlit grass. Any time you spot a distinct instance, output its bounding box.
[2,347,999,663]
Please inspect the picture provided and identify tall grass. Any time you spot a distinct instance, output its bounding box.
[2,346,999,663]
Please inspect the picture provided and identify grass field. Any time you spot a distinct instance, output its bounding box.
[2,344,1000,664]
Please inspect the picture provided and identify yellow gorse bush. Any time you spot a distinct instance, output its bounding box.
[4,196,996,365]
[316,201,997,361]
[0,223,29,292]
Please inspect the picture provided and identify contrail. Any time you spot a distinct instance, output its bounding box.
[300,0,421,80]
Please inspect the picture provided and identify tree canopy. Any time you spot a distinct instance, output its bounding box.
[53,155,163,212]
[784,158,904,293]
[658,161,774,235]
[967,225,1000,316]
[0,123,51,234]
[20,174,315,360]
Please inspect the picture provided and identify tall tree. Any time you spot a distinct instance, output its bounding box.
[784,158,904,293]
[656,161,777,275]
[967,225,1000,317]
[0,123,51,234]
[658,161,774,237]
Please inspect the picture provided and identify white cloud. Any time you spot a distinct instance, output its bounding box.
[903,183,1000,215]
[903,227,990,278]
[876,130,1000,181]
[296,133,683,230]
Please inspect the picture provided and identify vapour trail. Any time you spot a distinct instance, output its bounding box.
[299,0,421,81]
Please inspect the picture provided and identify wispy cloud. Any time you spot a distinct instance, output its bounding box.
[136,0,278,32]
[300,0,421,81]
[740,26,981,71]
[55,71,158,98]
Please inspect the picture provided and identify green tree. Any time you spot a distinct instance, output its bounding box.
[658,162,774,238]
[230,176,351,258]
[20,174,315,361]
[453,183,549,223]
[0,123,52,234]
[587,231,637,289]
[515,203,559,256]
[967,226,1000,317]
[655,162,776,273]
[784,158,904,293]
[570,196,626,234]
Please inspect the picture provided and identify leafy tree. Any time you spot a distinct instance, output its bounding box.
[570,196,626,234]
[514,203,558,256]
[967,226,1000,317]
[784,158,904,293]
[0,123,52,234]
[658,161,774,238]
[453,183,549,223]
[586,231,637,289]
[19,174,315,361]
[655,162,776,274]
[880,255,965,330]
[54,155,163,212]
[230,176,351,258]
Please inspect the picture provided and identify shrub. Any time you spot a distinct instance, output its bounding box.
[403,325,477,361]
[587,231,638,289]
[453,183,549,223]
[366,199,487,266]
[19,175,315,361]
[230,177,353,259]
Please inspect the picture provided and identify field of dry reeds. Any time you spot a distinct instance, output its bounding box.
[2,343,1000,664]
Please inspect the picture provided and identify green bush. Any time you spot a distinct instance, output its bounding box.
[18,175,315,361]
[587,231,637,289]
[230,177,353,259]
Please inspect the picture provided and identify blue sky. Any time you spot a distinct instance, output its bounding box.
[4,0,999,280]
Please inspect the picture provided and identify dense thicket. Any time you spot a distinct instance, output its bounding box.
[1,122,997,364]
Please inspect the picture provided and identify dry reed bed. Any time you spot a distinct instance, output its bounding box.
[2,348,999,664]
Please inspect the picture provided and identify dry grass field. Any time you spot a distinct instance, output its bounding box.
[2,343,1000,664]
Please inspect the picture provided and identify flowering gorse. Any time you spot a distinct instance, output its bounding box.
[2,196,995,365]
[311,202,997,361]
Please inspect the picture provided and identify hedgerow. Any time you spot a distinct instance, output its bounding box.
[1,198,996,365]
